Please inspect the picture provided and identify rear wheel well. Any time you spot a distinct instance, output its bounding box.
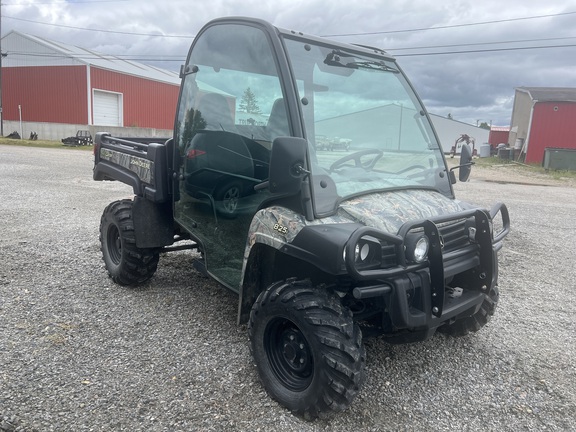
[238,244,337,324]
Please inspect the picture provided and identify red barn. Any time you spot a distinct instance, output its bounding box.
[1,31,181,138]
[488,126,510,147]
[509,87,576,164]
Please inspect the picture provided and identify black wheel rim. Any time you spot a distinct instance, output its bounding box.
[106,224,122,265]
[264,317,313,391]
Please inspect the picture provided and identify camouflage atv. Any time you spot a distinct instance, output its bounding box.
[93,17,510,419]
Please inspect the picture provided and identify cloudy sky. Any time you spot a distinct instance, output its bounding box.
[2,0,575,127]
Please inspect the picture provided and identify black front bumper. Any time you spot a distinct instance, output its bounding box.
[347,204,509,333]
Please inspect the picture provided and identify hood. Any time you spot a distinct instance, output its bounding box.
[337,189,464,234]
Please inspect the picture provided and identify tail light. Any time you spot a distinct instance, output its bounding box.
[186,149,206,159]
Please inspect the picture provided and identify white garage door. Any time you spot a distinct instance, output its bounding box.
[93,90,122,126]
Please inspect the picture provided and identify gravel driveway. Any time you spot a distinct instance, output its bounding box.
[1,144,575,431]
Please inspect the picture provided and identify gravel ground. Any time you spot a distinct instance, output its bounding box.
[1,144,575,431]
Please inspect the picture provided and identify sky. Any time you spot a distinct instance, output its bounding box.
[2,0,575,127]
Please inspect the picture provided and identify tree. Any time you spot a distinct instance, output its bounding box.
[181,108,207,146]
[479,122,491,130]
[239,87,261,114]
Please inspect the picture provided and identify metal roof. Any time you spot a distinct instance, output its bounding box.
[516,87,576,103]
[2,30,181,86]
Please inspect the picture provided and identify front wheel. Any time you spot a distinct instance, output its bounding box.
[248,279,365,420]
[99,199,160,286]
[438,286,499,337]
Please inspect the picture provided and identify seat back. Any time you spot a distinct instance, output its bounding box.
[266,98,290,140]
[196,93,235,131]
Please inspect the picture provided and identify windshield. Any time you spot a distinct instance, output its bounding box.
[283,38,451,216]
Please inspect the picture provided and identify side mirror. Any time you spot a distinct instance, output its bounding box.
[449,143,474,183]
[268,137,308,195]
[459,143,473,182]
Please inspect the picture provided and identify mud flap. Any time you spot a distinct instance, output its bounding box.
[133,196,174,248]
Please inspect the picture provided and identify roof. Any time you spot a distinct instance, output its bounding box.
[516,87,576,103]
[2,30,181,86]
[490,126,510,132]
[428,113,484,128]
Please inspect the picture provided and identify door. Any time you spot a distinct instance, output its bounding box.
[173,23,290,290]
[93,90,122,126]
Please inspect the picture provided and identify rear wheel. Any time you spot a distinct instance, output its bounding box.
[99,199,159,286]
[438,286,499,337]
[248,279,365,420]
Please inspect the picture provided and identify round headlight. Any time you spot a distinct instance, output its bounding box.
[354,243,371,262]
[360,243,370,261]
[412,236,429,263]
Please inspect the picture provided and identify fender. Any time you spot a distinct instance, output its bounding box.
[240,206,361,283]
[237,206,361,323]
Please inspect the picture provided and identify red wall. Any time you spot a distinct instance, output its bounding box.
[488,129,510,146]
[90,68,179,129]
[2,65,179,129]
[526,102,576,164]
[3,65,88,124]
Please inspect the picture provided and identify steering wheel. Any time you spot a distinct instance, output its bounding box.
[329,149,384,172]
[397,164,427,175]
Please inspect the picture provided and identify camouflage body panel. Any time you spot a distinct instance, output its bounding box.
[99,148,154,185]
[337,189,463,234]
[241,189,464,283]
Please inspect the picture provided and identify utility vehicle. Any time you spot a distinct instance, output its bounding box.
[62,129,93,146]
[93,17,509,420]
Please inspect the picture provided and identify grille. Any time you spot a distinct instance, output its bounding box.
[376,218,472,270]
[381,242,397,268]
[437,218,470,252]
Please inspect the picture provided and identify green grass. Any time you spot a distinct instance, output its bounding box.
[541,167,576,181]
[473,155,576,181]
[0,137,94,151]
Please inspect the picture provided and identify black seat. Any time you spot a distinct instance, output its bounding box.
[196,93,235,131]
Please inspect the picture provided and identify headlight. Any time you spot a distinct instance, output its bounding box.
[344,237,382,270]
[355,242,371,262]
[405,234,429,263]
